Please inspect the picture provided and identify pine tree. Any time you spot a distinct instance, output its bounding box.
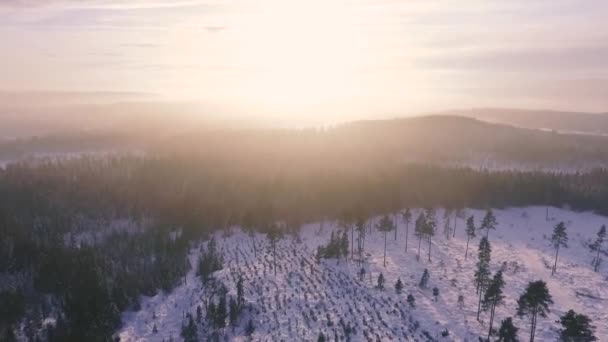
[407,294,416,308]
[376,215,395,267]
[432,287,439,301]
[356,218,366,263]
[443,209,453,240]
[246,319,255,336]
[558,310,597,342]
[551,222,568,275]
[377,273,385,290]
[340,230,349,260]
[497,317,519,342]
[317,333,326,342]
[425,209,437,262]
[475,237,491,321]
[590,225,606,272]
[402,208,412,252]
[236,276,245,311]
[395,277,404,294]
[517,280,553,342]
[415,213,426,260]
[482,270,505,340]
[480,209,497,239]
[229,297,239,328]
[419,268,429,288]
[465,215,476,260]
[215,294,228,329]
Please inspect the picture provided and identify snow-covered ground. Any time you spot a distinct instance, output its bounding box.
[119,206,608,341]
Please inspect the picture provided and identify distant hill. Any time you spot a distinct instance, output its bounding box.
[439,108,608,135]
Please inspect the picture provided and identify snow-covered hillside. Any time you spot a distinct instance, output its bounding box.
[119,207,608,341]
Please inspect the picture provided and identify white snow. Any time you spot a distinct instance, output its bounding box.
[118,206,608,341]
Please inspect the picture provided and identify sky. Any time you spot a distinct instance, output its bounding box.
[1,0,608,121]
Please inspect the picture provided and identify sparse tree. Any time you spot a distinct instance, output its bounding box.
[376,215,395,267]
[454,208,467,238]
[465,215,476,260]
[551,221,568,275]
[558,310,597,342]
[359,267,365,282]
[482,270,506,340]
[266,224,283,276]
[497,317,519,342]
[590,225,606,272]
[517,280,553,342]
[480,209,498,239]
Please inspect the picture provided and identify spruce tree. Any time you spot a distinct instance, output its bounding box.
[465,215,476,260]
[395,277,404,294]
[558,310,597,342]
[517,280,553,342]
[402,208,412,252]
[377,273,385,290]
[480,209,498,239]
[497,317,519,342]
[407,294,416,308]
[482,270,505,340]
[590,225,606,272]
[551,222,568,275]
[419,269,429,288]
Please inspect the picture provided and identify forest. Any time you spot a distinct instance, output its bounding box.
[1,149,608,340]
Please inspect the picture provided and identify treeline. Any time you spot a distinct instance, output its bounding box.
[2,154,608,340]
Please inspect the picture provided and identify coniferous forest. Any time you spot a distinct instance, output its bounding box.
[1,150,608,340]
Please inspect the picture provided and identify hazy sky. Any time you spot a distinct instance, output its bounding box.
[1,0,607,120]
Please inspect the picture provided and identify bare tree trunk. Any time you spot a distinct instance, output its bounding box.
[383,231,387,267]
[405,222,409,252]
[417,236,422,259]
[273,242,277,276]
[428,236,432,262]
[465,236,470,260]
[487,304,495,340]
[453,216,457,238]
[477,287,483,321]
[552,244,560,275]
[351,225,354,260]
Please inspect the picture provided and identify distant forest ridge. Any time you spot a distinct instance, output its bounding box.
[440,108,608,135]
[3,114,608,171]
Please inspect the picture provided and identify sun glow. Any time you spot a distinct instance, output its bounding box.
[232,0,370,114]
